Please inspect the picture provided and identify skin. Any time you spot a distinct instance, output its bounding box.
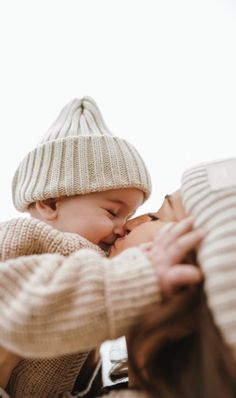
[110,190,186,257]
[29,188,144,251]
[0,350,19,390]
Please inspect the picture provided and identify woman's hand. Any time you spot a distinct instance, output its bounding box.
[144,217,205,296]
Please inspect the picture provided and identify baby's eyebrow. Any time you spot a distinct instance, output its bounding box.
[108,199,138,219]
[148,213,159,221]
[109,199,126,206]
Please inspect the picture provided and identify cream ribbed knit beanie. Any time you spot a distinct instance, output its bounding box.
[12,97,152,212]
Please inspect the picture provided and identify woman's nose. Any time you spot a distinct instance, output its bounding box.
[124,214,150,233]
[123,224,131,235]
[123,218,136,234]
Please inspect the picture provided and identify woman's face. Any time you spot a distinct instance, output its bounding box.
[109,190,186,257]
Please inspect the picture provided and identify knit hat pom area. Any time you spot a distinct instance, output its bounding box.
[12,97,152,212]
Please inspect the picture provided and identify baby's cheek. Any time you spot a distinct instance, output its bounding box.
[101,218,113,230]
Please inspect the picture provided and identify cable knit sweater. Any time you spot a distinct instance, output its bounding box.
[0,217,160,398]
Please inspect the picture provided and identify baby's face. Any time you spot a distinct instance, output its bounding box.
[109,190,186,257]
[40,188,144,252]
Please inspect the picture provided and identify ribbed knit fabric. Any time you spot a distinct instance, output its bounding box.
[0,218,103,398]
[0,217,102,261]
[12,97,151,212]
[0,218,160,397]
[181,157,236,360]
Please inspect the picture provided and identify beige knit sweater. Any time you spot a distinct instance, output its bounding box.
[0,217,160,397]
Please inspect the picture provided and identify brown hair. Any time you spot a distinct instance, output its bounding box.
[128,288,236,398]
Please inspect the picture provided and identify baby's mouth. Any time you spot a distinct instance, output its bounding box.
[100,236,125,255]
[99,242,111,252]
[114,236,125,245]
[109,236,124,251]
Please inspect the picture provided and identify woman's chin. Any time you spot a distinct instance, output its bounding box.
[109,246,117,257]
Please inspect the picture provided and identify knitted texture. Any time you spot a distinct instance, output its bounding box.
[0,218,103,398]
[181,158,236,360]
[12,97,151,212]
[0,218,160,397]
[0,217,102,261]
[0,215,102,396]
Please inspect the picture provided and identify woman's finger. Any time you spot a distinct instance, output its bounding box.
[169,228,205,263]
[154,217,194,247]
[161,264,203,295]
[167,217,195,239]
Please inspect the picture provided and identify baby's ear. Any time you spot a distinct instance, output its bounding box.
[35,198,59,220]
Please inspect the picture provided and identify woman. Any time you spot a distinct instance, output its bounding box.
[103,158,236,397]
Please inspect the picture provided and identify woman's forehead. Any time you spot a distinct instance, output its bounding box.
[127,196,171,226]
[126,191,184,231]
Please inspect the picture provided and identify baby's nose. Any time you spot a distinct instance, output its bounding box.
[113,223,125,237]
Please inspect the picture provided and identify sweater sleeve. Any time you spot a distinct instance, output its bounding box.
[181,158,236,359]
[0,247,160,358]
[0,217,101,260]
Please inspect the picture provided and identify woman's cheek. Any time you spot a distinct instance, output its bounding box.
[123,231,148,249]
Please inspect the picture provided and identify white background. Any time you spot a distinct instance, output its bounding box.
[0,0,236,386]
[1,0,236,221]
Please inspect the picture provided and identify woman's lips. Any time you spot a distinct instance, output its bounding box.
[114,236,125,246]
[110,236,125,251]
[104,236,127,256]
